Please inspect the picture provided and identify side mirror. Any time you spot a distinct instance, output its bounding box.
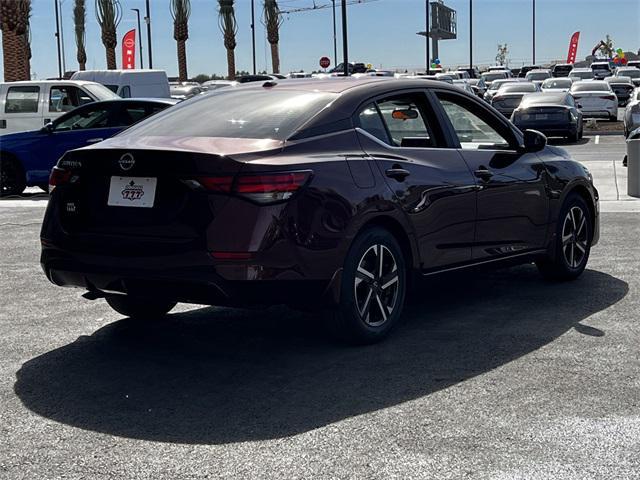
[40,123,54,134]
[521,129,547,152]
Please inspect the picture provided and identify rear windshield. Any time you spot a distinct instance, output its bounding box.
[499,83,537,93]
[542,79,572,89]
[553,65,573,73]
[570,71,594,80]
[571,82,610,92]
[119,89,338,140]
[526,72,551,81]
[618,70,640,79]
[482,72,507,82]
[592,63,611,71]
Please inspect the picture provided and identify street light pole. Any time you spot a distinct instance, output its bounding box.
[251,0,256,75]
[425,0,430,73]
[132,9,144,69]
[341,0,348,76]
[54,0,62,79]
[469,0,473,70]
[532,0,536,65]
[145,0,153,68]
[59,0,66,74]
[332,0,337,66]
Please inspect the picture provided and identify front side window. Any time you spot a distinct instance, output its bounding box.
[49,86,87,112]
[5,86,40,113]
[436,93,512,150]
[53,105,110,131]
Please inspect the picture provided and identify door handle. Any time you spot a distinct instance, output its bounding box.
[0,119,6,129]
[385,166,411,181]
[86,138,104,144]
[474,167,494,181]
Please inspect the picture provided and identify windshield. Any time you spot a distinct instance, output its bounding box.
[120,89,338,141]
[482,72,507,82]
[542,79,572,89]
[571,82,611,92]
[526,72,551,81]
[84,83,120,100]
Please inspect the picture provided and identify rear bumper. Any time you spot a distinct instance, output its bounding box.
[40,245,340,307]
[514,122,577,137]
[580,106,617,118]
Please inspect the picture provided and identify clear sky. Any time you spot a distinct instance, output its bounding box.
[7,0,640,80]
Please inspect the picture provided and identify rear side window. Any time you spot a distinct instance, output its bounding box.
[5,86,40,113]
[358,103,390,143]
[49,86,93,112]
[120,90,338,140]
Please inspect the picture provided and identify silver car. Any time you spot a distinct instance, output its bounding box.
[491,81,540,117]
[452,79,475,95]
[570,80,618,121]
[541,77,573,93]
[623,87,640,137]
[483,78,527,102]
[615,67,640,87]
[569,68,595,82]
[525,69,552,88]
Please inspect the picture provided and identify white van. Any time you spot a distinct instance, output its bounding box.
[71,70,170,98]
[0,80,119,134]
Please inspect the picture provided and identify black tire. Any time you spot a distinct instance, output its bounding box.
[568,129,579,143]
[0,156,26,197]
[105,295,177,319]
[328,227,407,344]
[536,193,592,281]
[609,115,618,122]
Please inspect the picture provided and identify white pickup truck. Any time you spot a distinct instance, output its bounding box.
[0,80,118,134]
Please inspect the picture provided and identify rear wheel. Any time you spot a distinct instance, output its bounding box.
[568,129,579,142]
[0,156,26,197]
[105,295,177,319]
[609,114,618,122]
[329,227,407,344]
[536,193,592,281]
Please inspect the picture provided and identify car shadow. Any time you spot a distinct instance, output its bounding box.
[14,266,627,445]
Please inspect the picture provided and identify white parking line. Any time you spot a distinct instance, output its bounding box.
[595,135,600,145]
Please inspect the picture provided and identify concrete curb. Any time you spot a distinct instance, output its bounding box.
[583,131,625,137]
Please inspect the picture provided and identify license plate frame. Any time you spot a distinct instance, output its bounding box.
[107,176,157,208]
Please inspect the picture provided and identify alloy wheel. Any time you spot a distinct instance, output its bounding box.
[562,206,588,268]
[354,244,400,327]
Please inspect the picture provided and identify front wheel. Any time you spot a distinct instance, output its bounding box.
[329,227,407,344]
[536,193,592,281]
[105,295,177,319]
[0,157,26,197]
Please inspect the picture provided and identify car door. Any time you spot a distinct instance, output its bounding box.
[1,84,42,133]
[29,103,121,183]
[432,89,550,261]
[355,91,477,270]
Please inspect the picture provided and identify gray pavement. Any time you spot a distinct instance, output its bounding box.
[1,135,640,479]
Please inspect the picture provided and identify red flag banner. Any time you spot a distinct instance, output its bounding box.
[122,29,136,70]
[567,31,580,64]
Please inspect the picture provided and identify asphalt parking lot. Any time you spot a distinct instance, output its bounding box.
[1,134,639,479]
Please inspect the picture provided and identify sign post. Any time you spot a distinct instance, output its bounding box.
[122,29,137,70]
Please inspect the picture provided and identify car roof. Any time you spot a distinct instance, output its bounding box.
[0,79,100,86]
[80,98,178,106]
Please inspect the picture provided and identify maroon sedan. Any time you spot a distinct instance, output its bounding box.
[41,78,599,343]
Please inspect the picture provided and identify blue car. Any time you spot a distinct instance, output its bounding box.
[1,98,177,196]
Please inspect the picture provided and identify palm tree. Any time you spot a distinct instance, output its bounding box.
[74,0,87,71]
[95,0,121,70]
[263,0,282,74]
[218,0,237,80]
[0,0,30,81]
[170,0,191,82]
[18,0,30,79]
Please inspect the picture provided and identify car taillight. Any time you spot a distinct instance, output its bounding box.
[48,167,71,191]
[188,170,312,204]
[599,95,616,100]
